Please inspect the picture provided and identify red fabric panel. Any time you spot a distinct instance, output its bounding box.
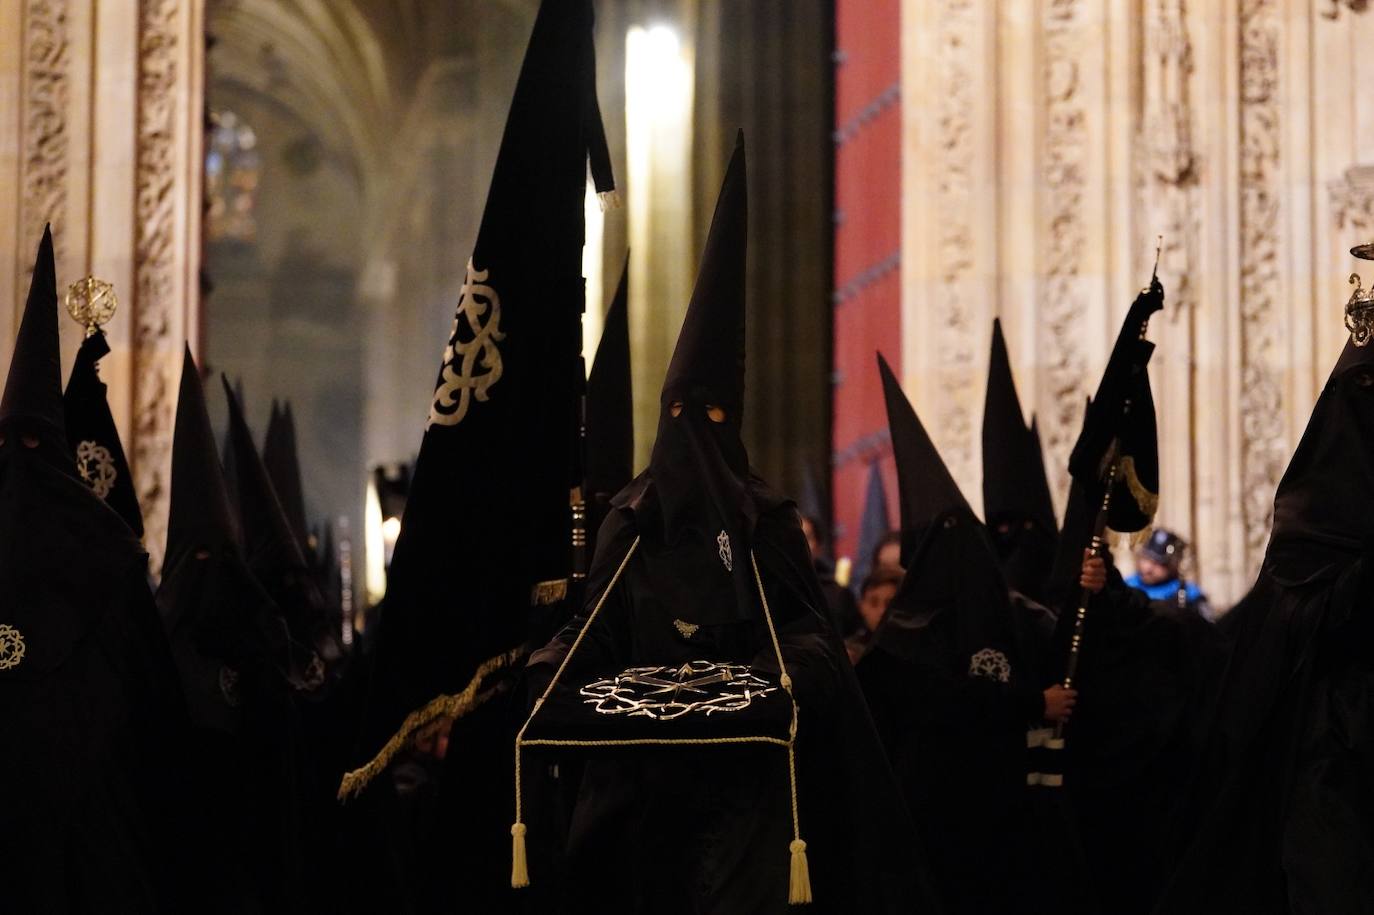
[832,0,901,561]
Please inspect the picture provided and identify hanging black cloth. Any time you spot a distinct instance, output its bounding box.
[584,253,633,552]
[63,329,144,537]
[0,227,193,911]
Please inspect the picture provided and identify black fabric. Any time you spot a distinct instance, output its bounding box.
[1068,279,1163,534]
[1155,337,1374,915]
[527,500,937,913]
[983,319,1058,602]
[0,229,193,911]
[584,253,632,545]
[352,0,611,810]
[63,330,144,537]
[1047,566,1223,915]
[158,346,304,911]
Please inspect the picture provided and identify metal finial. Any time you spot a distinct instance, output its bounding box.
[65,277,118,336]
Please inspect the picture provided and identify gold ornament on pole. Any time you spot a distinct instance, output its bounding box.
[65,276,118,336]
[1345,245,1374,347]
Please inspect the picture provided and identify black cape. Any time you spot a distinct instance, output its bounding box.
[1156,338,1374,915]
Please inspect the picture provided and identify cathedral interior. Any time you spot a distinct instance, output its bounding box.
[8,2,1374,913]
[3,0,1374,616]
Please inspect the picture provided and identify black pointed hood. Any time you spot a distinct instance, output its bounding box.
[1267,338,1374,577]
[981,319,1057,600]
[635,133,759,625]
[64,330,144,537]
[659,131,747,420]
[876,354,1010,659]
[221,375,324,656]
[262,400,310,553]
[1,226,70,465]
[585,254,633,508]
[167,347,238,563]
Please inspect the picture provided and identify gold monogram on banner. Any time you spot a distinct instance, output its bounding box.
[428,258,506,428]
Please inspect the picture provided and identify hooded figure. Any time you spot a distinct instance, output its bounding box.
[158,346,304,912]
[522,135,933,914]
[0,228,191,910]
[1155,333,1374,915]
[855,354,1061,915]
[64,327,145,537]
[221,378,328,685]
[982,319,1058,603]
[853,458,894,589]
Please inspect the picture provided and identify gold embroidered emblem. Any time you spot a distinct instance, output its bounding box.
[75,440,117,499]
[717,530,733,571]
[0,624,26,671]
[672,619,699,639]
[428,258,506,428]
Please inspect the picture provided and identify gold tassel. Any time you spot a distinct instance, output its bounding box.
[789,839,812,905]
[511,822,529,888]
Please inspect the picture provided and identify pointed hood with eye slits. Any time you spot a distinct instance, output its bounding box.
[628,132,761,624]
[981,319,1058,600]
[875,354,1010,660]
[1,226,70,466]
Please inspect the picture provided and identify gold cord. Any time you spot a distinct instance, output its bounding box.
[509,541,812,903]
[337,644,527,800]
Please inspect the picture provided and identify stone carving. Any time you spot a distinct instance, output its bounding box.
[1331,165,1374,238]
[1237,0,1287,573]
[19,0,70,293]
[1321,0,1369,19]
[934,0,977,495]
[1038,0,1089,502]
[134,0,183,571]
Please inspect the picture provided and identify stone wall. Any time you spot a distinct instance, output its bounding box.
[883,0,1374,606]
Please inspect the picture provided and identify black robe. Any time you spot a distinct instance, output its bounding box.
[1052,567,1222,915]
[857,590,1052,915]
[0,448,193,911]
[526,481,934,913]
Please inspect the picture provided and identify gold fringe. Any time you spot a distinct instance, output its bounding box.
[1116,455,1159,522]
[530,578,568,606]
[336,644,527,800]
